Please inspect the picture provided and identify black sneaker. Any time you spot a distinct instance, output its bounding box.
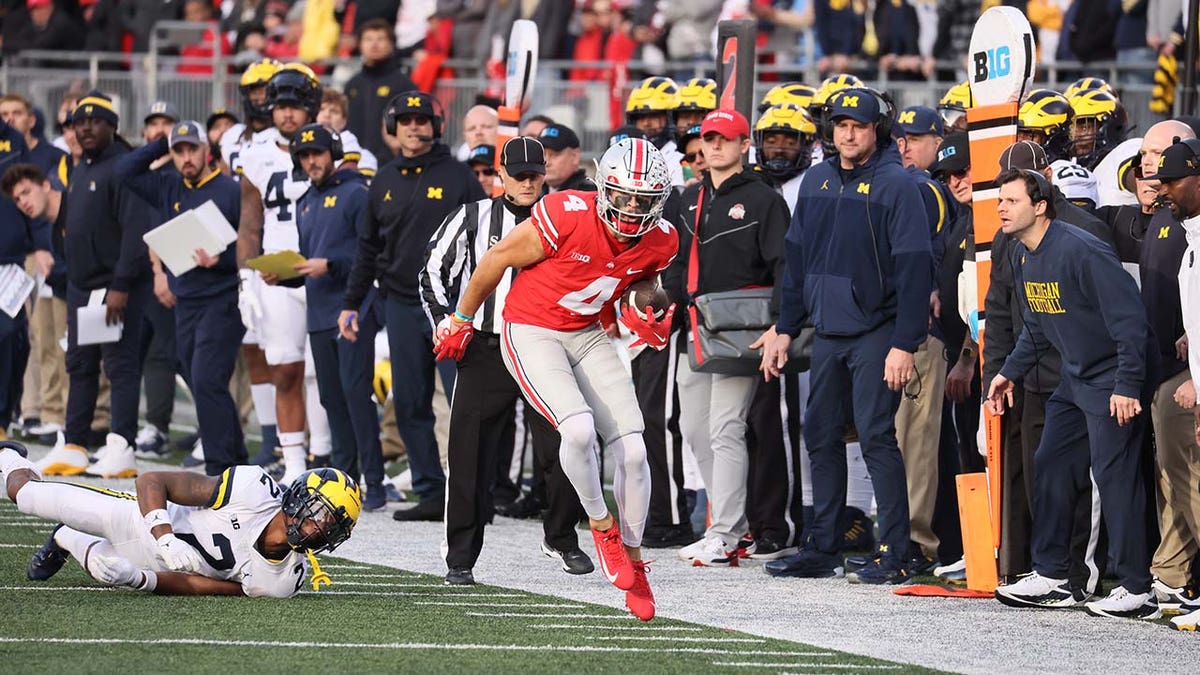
[540,540,594,575]
[748,537,799,561]
[839,506,875,552]
[392,499,443,522]
[908,553,938,576]
[494,494,546,520]
[445,567,475,585]
[763,547,845,579]
[844,554,871,573]
[362,485,387,512]
[641,524,696,548]
[28,525,69,581]
[847,552,910,585]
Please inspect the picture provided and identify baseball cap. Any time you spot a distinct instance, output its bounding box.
[289,123,341,156]
[466,144,495,167]
[538,123,581,151]
[144,101,180,124]
[168,120,205,148]
[501,137,546,175]
[700,109,750,139]
[608,125,647,147]
[998,140,1049,171]
[26,0,51,8]
[931,132,970,176]
[897,105,944,137]
[828,88,881,125]
[1145,137,1200,182]
[206,108,239,131]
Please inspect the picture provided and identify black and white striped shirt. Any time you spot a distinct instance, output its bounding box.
[420,196,532,335]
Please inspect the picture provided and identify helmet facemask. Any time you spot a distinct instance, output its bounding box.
[593,137,670,239]
[281,470,359,554]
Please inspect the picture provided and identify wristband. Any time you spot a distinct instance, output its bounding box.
[143,509,171,532]
[135,570,158,592]
[453,309,474,323]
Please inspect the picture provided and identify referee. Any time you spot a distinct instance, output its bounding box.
[420,137,592,586]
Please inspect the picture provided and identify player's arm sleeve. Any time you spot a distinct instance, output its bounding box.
[112,137,169,207]
[343,185,384,310]
[982,233,1016,384]
[759,191,790,312]
[420,203,472,326]
[1086,247,1149,398]
[886,179,933,352]
[530,194,566,256]
[776,196,810,338]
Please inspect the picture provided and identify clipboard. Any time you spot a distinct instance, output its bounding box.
[142,200,237,276]
[247,250,307,280]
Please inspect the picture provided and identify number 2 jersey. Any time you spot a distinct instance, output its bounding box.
[237,128,310,253]
[166,465,307,598]
[503,190,678,332]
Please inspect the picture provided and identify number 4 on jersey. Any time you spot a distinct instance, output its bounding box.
[264,171,293,222]
[562,194,588,212]
[558,275,620,315]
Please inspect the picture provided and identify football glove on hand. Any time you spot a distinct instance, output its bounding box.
[432,316,474,362]
[238,269,263,331]
[88,547,141,587]
[619,303,675,351]
[155,533,204,573]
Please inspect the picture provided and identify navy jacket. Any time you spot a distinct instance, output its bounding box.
[295,168,370,332]
[777,142,932,352]
[64,140,151,291]
[1000,220,1152,414]
[114,137,240,300]
[0,119,49,265]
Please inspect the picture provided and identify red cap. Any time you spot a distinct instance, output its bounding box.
[699,109,749,140]
[26,0,52,8]
[79,0,100,6]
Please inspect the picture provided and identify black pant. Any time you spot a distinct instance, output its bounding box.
[384,298,446,503]
[932,399,964,564]
[139,296,177,431]
[175,295,246,475]
[746,372,804,546]
[0,308,29,428]
[631,331,688,529]
[444,333,583,570]
[65,282,150,446]
[309,316,385,489]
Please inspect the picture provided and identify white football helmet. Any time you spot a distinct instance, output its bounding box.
[594,137,671,238]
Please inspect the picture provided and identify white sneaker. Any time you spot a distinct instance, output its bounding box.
[995,572,1082,609]
[678,536,739,567]
[1085,586,1161,620]
[1170,606,1200,631]
[84,434,138,478]
[1152,577,1197,615]
[27,421,64,436]
[34,432,89,476]
[394,467,413,492]
[134,424,168,458]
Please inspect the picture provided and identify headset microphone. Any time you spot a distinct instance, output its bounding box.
[415,134,435,142]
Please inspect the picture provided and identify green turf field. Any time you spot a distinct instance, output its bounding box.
[0,501,939,674]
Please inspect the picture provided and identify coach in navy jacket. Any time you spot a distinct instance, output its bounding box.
[115,121,247,475]
[763,89,931,583]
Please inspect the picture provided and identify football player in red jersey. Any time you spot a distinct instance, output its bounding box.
[433,138,677,621]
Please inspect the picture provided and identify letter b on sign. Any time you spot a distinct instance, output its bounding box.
[973,46,1012,82]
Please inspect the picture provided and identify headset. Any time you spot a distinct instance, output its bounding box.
[825,87,898,152]
[383,91,445,139]
[290,124,345,174]
[1174,135,1200,161]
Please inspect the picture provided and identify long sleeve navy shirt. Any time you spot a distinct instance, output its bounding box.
[999,220,1152,414]
[295,169,369,332]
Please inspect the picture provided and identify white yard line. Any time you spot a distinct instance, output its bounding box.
[0,637,829,657]
[319,564,373,570]
[0,586,117,592]
[529,624,706,632]
[0,543,34,548]
[711,663,902,670]
[413,601,585,608]
[465,612,636,620]
[592,635,772,644]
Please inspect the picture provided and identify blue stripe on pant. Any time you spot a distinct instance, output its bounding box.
[65,282,150,446]
[1032,381,1152,593]
[384,298,447,503]
[309,316,384,489]
[0,308,29,428]
[804,322,911,557]
[175,294,247,476]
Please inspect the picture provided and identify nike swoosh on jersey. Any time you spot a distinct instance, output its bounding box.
[627,268,643,275]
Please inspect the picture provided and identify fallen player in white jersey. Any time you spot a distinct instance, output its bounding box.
[0,441,360,597]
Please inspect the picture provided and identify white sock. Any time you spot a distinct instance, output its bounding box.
[250,383,277,426]
[305,377,332,458]
[556,413,608,522]
[610,433,651,547]
[53,525,104,561]
[0,448,39,497]
[281,444,308,475]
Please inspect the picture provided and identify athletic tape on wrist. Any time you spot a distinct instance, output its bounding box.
[143,509,171,533]
[136,570,158,592]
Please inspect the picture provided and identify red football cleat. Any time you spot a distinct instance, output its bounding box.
[591,524,635,590]
[625,560,655,622]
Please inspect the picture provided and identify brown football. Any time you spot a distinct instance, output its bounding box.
[622,277,670,321]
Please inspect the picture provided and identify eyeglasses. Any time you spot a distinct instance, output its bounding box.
[683,152,701,163]
[473,167,497,177]
[396,114,431,127]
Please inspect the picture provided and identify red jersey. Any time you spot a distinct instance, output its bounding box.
[504,191,678,332]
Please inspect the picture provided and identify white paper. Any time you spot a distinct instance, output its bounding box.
[77,304,123,345]
[0,263,35,318]
[142,200,237,277]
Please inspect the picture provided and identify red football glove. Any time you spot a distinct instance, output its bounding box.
[619,303,675,350]
[432,316,474,362]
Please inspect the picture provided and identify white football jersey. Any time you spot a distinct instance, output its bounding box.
[338,128,378,177]
[167,465,307,598]
[239,133,310,253]
[1050,159,1099,208]
[1092,137,1142,207]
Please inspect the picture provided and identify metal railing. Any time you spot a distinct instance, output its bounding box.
[0,50,1181,154]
